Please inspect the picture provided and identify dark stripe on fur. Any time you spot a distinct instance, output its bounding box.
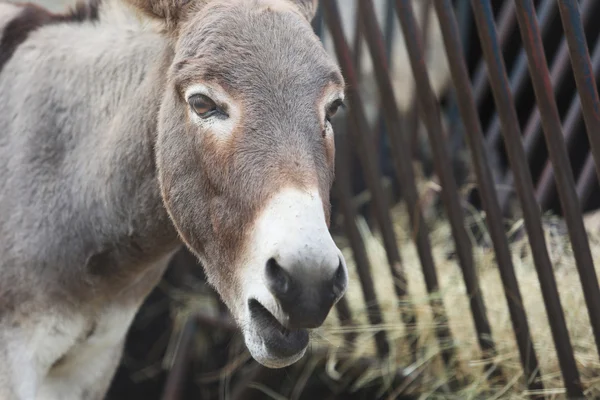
[0,0,101,74]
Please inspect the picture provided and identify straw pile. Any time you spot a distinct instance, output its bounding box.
[313,179,600,399]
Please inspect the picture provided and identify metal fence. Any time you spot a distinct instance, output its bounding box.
[155,0,600,398]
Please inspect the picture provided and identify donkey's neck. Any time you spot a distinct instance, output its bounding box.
[0,10,182,297]
[82,28,180,259]
[68,23,182,262]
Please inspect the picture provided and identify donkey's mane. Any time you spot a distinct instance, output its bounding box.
[63,0,102,21]
[0,0,162,74]
[0,0,102,73]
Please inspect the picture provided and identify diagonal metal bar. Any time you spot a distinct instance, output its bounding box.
[485,0,557,155]
[433,0,543,392]
[391,0,503,380]
[499,0,596,213]
[354,0,456,369]
[469,0,583,395]
[558,0,600,180]
[514,0,600,363]
[535,31,600,210]
[558,0,600,207]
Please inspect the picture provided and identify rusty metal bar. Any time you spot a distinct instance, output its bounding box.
[392,0,503,379]
[485,0,557,152]
[407,0,432,162]
[514,0,600,364]
[334,296,357,349]
[577,152,598,209]
[500,0,596,213]
[407,0,432,160]
[353,2,363,76]
[334,128,389,358]
[536,32,600,209]
[469,0,583,395]
[433,0,543,392]
[323,0,417,359]
[558,0,600,204]
[384,0,396,61]
[472,1,517,105]
[355,0,456,368]
[312,3,324,40]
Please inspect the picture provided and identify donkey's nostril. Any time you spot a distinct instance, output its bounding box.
[266,258,291,296]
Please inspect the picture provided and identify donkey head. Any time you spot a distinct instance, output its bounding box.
[144,0,347,368]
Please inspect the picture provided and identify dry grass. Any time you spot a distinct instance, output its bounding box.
[313,181,600,399]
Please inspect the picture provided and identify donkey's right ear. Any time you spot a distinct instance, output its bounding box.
[122,0,196,31]
[288,0,319,22]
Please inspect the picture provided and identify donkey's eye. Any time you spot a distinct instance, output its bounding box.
[189,94,221,118]
[326,99,345,122]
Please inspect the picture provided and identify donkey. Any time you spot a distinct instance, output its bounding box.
[0,0,348,398]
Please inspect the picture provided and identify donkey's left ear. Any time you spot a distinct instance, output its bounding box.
[288,0,319,22]
[123,0,195,31]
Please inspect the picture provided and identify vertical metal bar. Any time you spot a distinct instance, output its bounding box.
[312,2,324,40]
[354,0,457,369]
[514,0,600,362]
[407,0,433,161]
[384,0,396,60]
[335,296,357,349]
[375,0,398,172]
[433,0,543,392]
[322,0,416,358]
[334,129,390,357]
[445,0,473,165]
[577,152,598,208]
[558,0,600,202]
[469,0,584,395]
[391,0,503,379]
[353,1,363,74]
[457,0,473,57]
[472,1,518,104]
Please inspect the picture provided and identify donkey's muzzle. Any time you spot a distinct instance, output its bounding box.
[265,255,347,330]
[241,187,349,366]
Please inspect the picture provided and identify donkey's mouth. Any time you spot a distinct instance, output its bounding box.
[248,299,309,359]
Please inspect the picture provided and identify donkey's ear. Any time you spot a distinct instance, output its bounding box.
[288,0,319,22]
[122,0,195,30]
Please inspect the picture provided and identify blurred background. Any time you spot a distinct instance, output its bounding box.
[10,0,600,399]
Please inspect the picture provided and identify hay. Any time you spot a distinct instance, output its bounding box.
[315,182,600,399]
